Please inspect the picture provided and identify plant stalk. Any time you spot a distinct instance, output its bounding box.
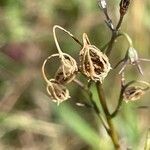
[73,79,110,133]
[96,82,120,149]
[105,15,124,56]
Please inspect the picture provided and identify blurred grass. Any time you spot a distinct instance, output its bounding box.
[0,0,150,149]
[55,103,101,149]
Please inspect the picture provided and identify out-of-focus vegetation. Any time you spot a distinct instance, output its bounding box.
[0,0,150,149]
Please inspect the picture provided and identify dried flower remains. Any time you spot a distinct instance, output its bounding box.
[42,54,72,104]
[123,81,150,102]
[55,53,78,84]
[42,25,80,104]
[53,25,78,84]
[119,0,130,16]
[46,79,70,105]
[123,86,145,102]
[79,33,111,83]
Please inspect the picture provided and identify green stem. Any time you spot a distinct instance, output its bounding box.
[110,90,124,118]
[105,14,124,56]
[96,82,110,116]
[144,129,150,150]
[110,80,150,118]
[105,32,117,56]
[105,31,133,57]
[96,82,120,149]
[116,15,123,31]
[73,79,110,133]
[118,32,133,47]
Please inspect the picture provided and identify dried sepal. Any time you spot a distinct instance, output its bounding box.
[79,33,111,83]
[123,86,145,102]
[46,79,70,105]
[55,53,78,84]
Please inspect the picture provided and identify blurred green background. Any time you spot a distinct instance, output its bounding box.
[0,0,150,149]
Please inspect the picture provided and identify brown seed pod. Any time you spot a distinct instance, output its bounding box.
[123,81,150,102]
[46,79,70,105]
[79,33,111,83]
[55,53,78,84]
[42,53,78,85]
[119,0,130,16]
[123,86,145,102]
[52,25,78,84]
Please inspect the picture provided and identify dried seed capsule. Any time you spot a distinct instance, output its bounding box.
[47,79,70,105]
[120,0,130,16]
[42,53,78,85]
[123,86,145,102]
[51,25,78,84]
[55,53,78,84]
[79,33,111,83]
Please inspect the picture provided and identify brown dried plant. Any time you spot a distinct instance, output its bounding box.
[79,33,111,83]
[42,0,150,149]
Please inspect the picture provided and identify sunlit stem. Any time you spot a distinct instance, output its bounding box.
[118,32,133,47]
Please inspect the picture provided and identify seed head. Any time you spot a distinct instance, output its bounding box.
[46,79,70,105]
[42,53,78,85]
[55,53,78,84]
[79,33,111,83]
[120,0,130,16]
[123,86,145,102]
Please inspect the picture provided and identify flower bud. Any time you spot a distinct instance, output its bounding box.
[79,33,111,83]
[120,0,130,16]
[55,53,78,84]
[47,79,70,105]
[123,86,145,102]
